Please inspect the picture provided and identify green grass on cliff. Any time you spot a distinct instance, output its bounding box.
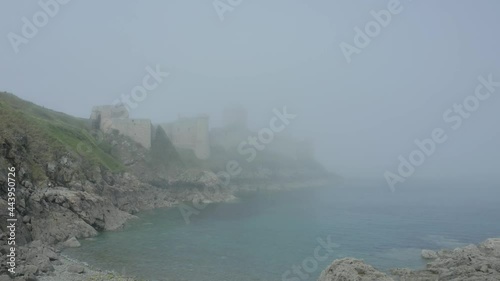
[0,92,124,173]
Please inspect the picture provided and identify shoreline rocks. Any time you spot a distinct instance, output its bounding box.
[37,254,138,281]
[0,240,139,281]
[421,249,439,259]
[319,238,500,281]
[318,258,394,281]
[62,237,80,249]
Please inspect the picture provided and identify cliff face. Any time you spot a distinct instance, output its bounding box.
[0,127,224,244]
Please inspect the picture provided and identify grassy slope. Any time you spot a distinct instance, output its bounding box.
[0,92,123,176]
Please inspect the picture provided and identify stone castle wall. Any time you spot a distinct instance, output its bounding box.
[89,104,312,161]
[160,115,211,159]
[108,119,153,149]
[90,105,153,149]
[90,105,210,158]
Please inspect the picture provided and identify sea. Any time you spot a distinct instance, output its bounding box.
[64,178,500,281]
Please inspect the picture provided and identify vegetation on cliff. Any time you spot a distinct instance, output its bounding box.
[0,91,124,183]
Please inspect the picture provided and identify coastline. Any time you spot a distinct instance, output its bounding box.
[0,177,334,281]
[3,178,499,281]
[37,184,500,281]
[29,236,500,281]
[37,254,138,281]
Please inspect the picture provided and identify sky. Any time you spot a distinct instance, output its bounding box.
[1,0,500,184]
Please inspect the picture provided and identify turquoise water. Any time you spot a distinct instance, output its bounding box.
[65,179,500,281]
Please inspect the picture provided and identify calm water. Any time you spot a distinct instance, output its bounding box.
[65,179,500,281]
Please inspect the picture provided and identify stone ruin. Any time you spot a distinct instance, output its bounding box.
[90,104,154,149]
[90,104,211,159]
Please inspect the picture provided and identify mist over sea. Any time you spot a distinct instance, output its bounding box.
[65,179,500,281]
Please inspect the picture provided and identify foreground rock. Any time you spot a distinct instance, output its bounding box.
[0,242,137,281]
[62,237,81,248]
[67,264,85,274]
[0,240,58,280]
[421,249,438,260]
[36,254,138,281]
[319,238,500,281]
[318,258,394,281]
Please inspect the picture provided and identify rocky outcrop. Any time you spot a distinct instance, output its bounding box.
[36,254,139,281]
[0,240,60,281]
[67,264,85,274]
[319,238,500,281]
[421,249,439,260]
[318,258,394,281]
[27,188,135,245]
[62,237,81,248]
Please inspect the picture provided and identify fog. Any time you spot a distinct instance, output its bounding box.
[1,0,500,183]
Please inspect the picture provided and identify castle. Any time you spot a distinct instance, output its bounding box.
[90,105,210,159]
[90,105,313,161]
